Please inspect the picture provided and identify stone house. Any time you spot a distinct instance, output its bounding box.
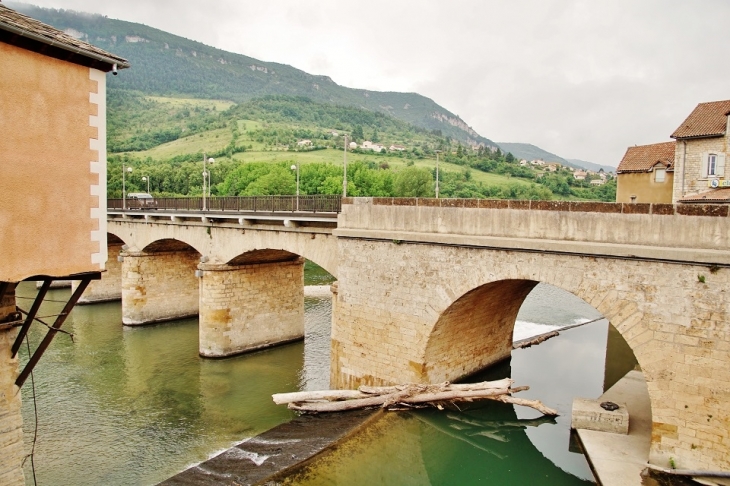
[670,99,730,203]
[0,4,128,484]
[615,141,675,203]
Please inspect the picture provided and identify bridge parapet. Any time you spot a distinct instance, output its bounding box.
[337,198,730,265]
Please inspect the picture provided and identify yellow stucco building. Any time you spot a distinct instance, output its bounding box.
[615,141,675,203]
[0,5,128,484]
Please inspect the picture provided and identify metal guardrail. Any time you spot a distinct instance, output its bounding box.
[108,195,342,213]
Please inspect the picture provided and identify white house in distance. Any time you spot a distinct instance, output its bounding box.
[361,140,385,152]
[389,144,406,152]
[297,139,312,147]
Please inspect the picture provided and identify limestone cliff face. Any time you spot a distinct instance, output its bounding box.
[431,112,496,148]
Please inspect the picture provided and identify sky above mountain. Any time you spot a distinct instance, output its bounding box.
[13,0,730,167]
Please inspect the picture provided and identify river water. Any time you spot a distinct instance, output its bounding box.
[16,272,629,485]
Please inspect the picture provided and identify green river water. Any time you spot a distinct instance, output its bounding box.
[16,275,632,485]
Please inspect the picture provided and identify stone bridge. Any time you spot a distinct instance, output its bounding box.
[96,198,729,472]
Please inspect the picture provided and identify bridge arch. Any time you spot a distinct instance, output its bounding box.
[422,277,648,385]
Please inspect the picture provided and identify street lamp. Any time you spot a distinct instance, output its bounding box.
[435,150,441,199]
[141,176,150,194]
[122,165,132,209]
[202,154,214,211]
[343,135,348,197]
[291,164,300,211]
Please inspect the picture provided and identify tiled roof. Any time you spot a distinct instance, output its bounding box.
[671,100,730,139]
[680,187,730,203]
[616,141,675,173]
[0,4,129,70]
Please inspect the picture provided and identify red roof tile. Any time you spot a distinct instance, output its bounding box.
[671,100,730,139]
[680,187,730,203]
[616,141,675,173]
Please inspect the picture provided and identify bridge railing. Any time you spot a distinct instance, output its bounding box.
[108,195,342,213]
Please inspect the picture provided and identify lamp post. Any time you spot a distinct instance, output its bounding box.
[202,154,214,211]
[435,150,441,199]
[122,165,132,209]
[290,164,300,211]
[343,135,348,197]
[141,176,150,194]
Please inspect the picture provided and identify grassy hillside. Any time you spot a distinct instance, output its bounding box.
[10,2,495,148]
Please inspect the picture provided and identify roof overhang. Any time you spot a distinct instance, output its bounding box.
[0,19,129,72]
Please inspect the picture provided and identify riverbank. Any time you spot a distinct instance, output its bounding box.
[160,409,380,485]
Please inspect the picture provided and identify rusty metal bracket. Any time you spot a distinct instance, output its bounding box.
[11,279,52,358]
[14,272,100,388]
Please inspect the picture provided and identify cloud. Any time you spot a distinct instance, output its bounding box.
[16,0,730,166]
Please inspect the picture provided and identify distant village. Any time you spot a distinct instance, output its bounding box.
[295,136,613,185]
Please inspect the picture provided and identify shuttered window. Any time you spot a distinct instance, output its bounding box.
[700,152,726,178]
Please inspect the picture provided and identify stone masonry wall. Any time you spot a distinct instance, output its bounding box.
[198,258,304,357]
[673,136,729,202]
[121,250,200,325]
[0,285,24,486]
[333,201,730,471]
[75,242,123,304]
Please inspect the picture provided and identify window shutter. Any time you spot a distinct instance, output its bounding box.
[718,153,726,177]
[700,152,708,178]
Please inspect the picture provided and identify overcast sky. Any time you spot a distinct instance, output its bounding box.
[15,0,730,166]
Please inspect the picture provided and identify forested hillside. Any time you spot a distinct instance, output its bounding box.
[10,2,494,148]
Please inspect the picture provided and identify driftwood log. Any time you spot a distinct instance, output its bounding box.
[272,379,558,416]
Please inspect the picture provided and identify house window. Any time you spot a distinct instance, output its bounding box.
[654,168,666,182]
[701,152,725,179]
[708,154,717,176]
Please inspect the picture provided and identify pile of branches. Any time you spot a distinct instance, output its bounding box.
[272,378,558,416]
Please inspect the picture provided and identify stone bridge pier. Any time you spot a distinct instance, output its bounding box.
[121,245,200,325]
[198,257,304,358]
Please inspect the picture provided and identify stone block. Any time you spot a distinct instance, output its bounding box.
[571,398,629,434]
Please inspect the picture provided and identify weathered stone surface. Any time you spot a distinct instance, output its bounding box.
[572,398,629,434]
[331,200,730,472]
[0,290,24,486]
[160,410,378,486]
[621,203,651,214]
[121,249,200,325]
[198,259,305,357]
[479,199,509,209]
[651,204,675,215]
[570,201,622,213]
[439,198,463,208]
[417,198,440,207]
[676,204,729,217]
[532,200,570,212]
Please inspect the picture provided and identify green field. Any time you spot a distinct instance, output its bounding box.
[145,96,235,112]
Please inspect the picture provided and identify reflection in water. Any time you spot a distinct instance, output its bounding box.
[282,324,604,485]
[17,279,625,485]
